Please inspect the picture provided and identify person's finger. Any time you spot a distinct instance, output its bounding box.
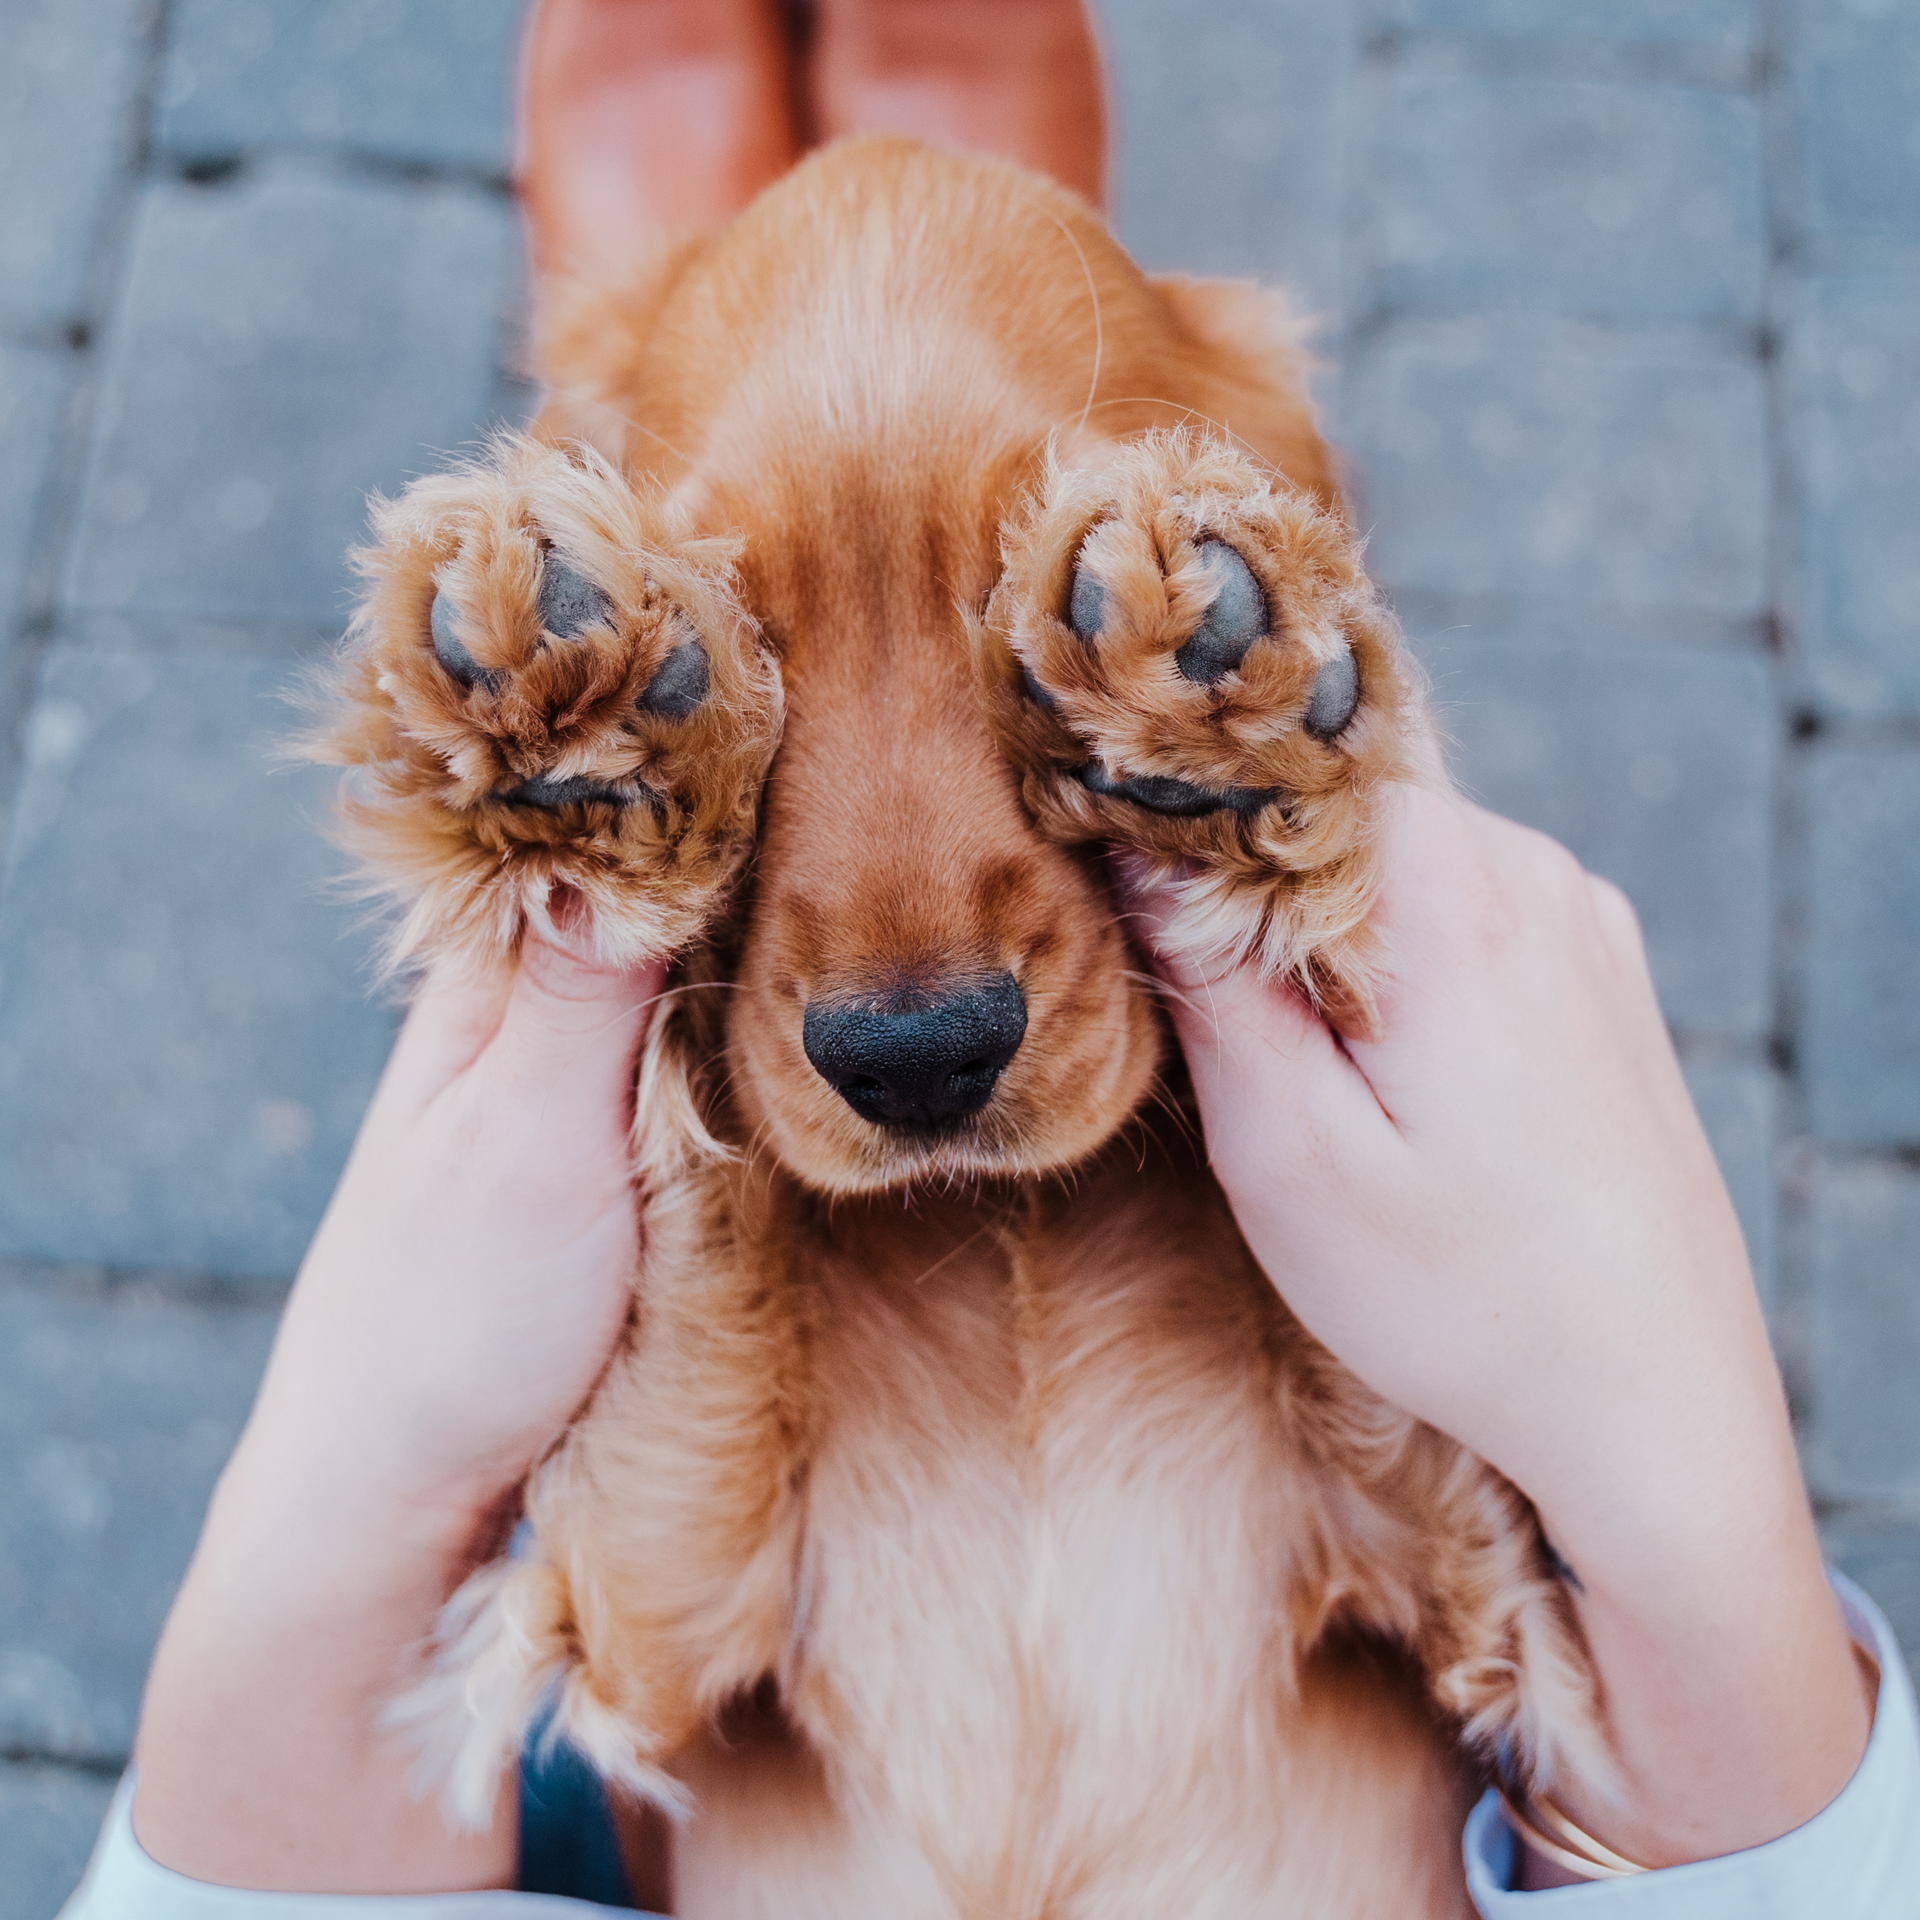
[355,957,520,1124]
[482,931,669,1117]
[1339,784,1587,1079]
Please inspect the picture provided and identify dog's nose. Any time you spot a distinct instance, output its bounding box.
[802,974,1028,1130]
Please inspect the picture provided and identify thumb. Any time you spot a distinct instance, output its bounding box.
[1109,851,1387,1172]
[483,929,668,1116]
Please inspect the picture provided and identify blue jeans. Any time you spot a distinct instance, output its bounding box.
[518,1703,635,1907]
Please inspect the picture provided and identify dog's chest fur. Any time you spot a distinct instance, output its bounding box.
[637,1132,1471,1911]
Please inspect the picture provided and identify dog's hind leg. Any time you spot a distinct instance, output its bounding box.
[974,427,1436,1027]
[1274,1351,1614,1811]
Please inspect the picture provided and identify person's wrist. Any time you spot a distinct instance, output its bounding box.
[1517,1444,1866,1868]
[132,1388,520,1892]
[1502,1339,1800,1586]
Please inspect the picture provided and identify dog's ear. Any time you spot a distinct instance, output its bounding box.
[1147,275,1340,509]
[531,239,713,468]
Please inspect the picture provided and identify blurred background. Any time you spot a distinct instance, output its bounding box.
[0,0,1916,1908]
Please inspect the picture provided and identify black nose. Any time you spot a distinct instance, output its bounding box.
[802,973,1028,1130]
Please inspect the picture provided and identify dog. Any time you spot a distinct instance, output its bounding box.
[315,136,1606,1915]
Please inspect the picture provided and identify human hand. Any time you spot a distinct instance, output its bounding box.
[1124,783,1763,1536]
[245,930,665,1520]
[133,934,663,1891]
[1121,783,1869,1874]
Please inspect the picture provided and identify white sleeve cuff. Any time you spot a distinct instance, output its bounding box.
[55,1774,638,1920]
[1465,1571,1920,1918]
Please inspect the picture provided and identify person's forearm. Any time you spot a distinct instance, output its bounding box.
[132,1413,516,1893]
[126,935,658,1892]
[1477,1246,1872,1878]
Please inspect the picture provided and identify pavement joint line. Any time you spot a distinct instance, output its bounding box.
[0,0,177,857]
[1390,593,1781,655]
[1754,0,1817,1329]
[1817,1496,1920,1528]
[149,145,515,203]
[43,613,350,660]
[1669,1032,1781,1069]
[0,319,96,354]
[1344,304,1778,363]
[1786,715,1920,750]
[0,1747,127,1781]
[1779,1139,1920,1177]
[0,1254,292,1308]
[1359,31,1760,96]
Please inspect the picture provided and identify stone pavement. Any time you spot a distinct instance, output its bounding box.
[0,1,1914,1909]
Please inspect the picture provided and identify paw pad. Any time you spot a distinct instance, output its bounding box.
[636,639,711,720]
[1074,759,1277,818]
[537,553,615,640]
[431,548,714,738]
[496,771,643,810]
[1302,643,1359,742]
[430,587,502,693]
[1172,541,1266,686]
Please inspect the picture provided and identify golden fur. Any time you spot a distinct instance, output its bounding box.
[311,138,1608,1914]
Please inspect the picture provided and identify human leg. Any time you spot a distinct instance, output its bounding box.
[805,0,1108,207]
[518,0,801,276]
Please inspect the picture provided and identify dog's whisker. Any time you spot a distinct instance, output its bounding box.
[1067,394,1268,467]
[1036,203,1104,439]
[1119,968,1216,1027]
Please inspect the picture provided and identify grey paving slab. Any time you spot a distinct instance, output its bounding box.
[64,165,514,630]
[0,1273,278,1763]
[1796,271,1920,719]
[1795,0,1920,258]
[0,647,399,1279]
[0,346,69,631]
[0,1760,115,1920]
[1347,317,1769,619]
[1682,1060,1778,1313]
[1417,631,1773,1036]
[1803,1159,1920,1505]
[1359,73,1764,324]
[157,0,521,177]
[1823,1519,1920,1673]
[1803,748,1920,1146]
[0,0,149,331]
[1364,0,1754,45]
[1102,0,1353,325]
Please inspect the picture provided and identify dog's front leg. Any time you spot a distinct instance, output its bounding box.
[979,432,1613,1805]
[309,430,796,1824]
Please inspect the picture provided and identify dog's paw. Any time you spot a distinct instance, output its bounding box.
[976,430,1427,1025]
[311,434,783,970]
